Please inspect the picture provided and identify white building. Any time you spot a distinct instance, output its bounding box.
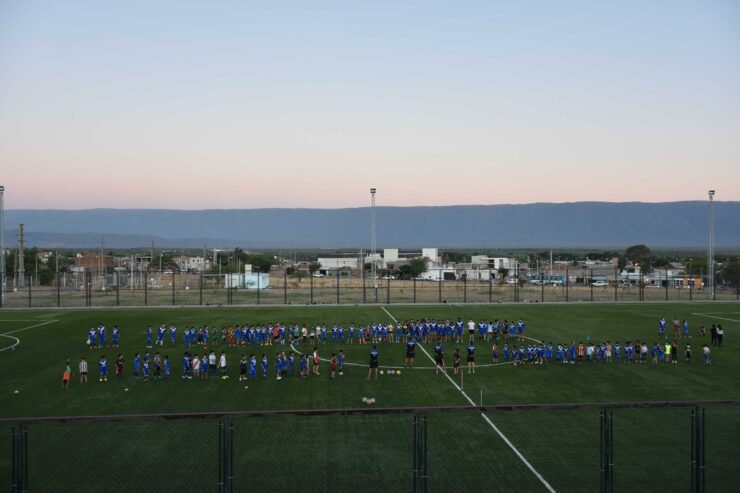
[383,248,399,263]
[422,248,440,265]
[318,257,360,270]
[471,256,516,270]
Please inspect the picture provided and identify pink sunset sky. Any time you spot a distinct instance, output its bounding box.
[1,1,738,209]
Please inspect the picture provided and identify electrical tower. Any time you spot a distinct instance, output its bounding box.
[708,190,715,299]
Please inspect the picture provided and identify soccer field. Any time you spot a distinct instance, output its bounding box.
[1,302,739,492]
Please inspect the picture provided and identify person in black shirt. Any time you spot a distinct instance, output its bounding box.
[434,342,445,374]
[368,346,379,380]
[467,344,476,374]
[405,338,416,368]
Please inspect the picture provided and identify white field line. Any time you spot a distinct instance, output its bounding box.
[381,306,556,493]
[0,334,21,353]
[0,320,59,351]
[691,313,740,324]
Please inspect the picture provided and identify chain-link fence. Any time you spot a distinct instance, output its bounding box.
[1,270,739,308]
[2,401,738,492]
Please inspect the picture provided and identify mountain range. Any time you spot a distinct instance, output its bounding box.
[2,201,738,249]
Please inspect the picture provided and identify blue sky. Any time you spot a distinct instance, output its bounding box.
[1,0,738,208]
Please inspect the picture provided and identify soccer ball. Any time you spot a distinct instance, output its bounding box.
[396,370,401,376]
[14,390,19,394]
[362,397,368,404]
[379,370,384,375]
[124,388,129,392]
[369,398,375,405]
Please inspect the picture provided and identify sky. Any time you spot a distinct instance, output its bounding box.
[1,0,738,209]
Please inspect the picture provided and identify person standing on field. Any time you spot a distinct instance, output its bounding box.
[79,357,88,383]
[368,345,379,380]
[62,360,73,389]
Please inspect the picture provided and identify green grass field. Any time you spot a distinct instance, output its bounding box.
[1,302,739,492]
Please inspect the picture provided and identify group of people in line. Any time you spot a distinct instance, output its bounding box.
[64,315,724,388]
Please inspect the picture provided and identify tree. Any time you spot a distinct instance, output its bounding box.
[245,254,273,273]
[624,244,653,273]
[308,262,321,274]
[717,259,740,285]
[407,258,427,278]
[290,270,309,285]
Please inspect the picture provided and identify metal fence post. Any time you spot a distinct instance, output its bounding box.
[337,271,340,304]
[386,276,390,304]
[590,269,594,302]
[566,266,569,302]
[614,267,618,302]
[438,269,442,303]
[310,273,313,304]
[463,275,467,303]
[199,272,203,306]
[413,277,417,304]
[144,271,148,306]
[600,409,613,493]
[27,275,32,307]
[284,271,288,305]
[692,406,705,493]
[11,424,28,493]
[489,270,493,303]
[57,271,61,307]
[172,271,176,306]
[116,271,120,306]
[541,272,545,303]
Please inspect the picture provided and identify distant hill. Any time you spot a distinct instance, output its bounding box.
[3,201,739,249]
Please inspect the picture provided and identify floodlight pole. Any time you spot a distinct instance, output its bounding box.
[370,187,377,303]
[708,190,715,300]
[0,185,4,307]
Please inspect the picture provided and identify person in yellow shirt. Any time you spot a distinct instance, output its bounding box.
[665,343,672,363]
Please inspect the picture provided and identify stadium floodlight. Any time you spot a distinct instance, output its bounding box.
[0,185,4,306]
[370,188,377,302]
[708,190,715,300]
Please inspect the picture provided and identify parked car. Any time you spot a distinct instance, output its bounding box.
[592,281,608,287]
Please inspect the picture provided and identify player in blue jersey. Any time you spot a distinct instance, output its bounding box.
[142,358,150,381]
[88,328,97,350]
[299,354,307,378]
[110,326,119,347]
[682,320,689,338]
[98,325,106,348]
[368,346,379,380]
[133,353,141,378]
[145,326,153,349]
[261,354,268,378]
[163,355,170,378]
[466,344,476,374]
[98,355,108,382]
[517,320,525,342]
[658,318,666,336]
[337,350,344,375]
[248,355,257,379]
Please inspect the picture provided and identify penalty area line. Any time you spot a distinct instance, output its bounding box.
[0,320,59,352]
[380,306,556,493]
[691,313,740,324]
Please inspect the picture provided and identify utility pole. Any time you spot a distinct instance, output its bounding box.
[708,190,716,299]
[18,224,25,288]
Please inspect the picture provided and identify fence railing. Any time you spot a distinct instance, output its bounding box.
[2,400,738,492]
[1,270,739,308]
